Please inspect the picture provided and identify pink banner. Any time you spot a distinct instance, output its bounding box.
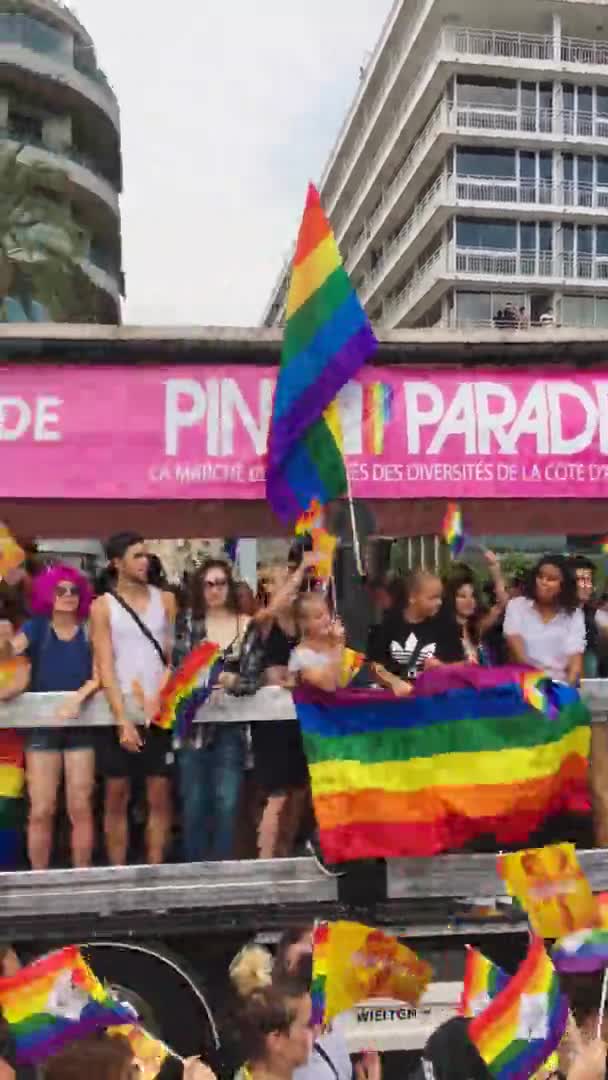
[2,364,608,500]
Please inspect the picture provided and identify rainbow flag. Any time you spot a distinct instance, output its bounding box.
[469,936,568,1080]
[295,666,590,863]
[460,948,510,1019]
[442,502,465,556]
[339,648,365,688]
[312,921,432,1026]
[266,183,377,522]
[155,640,223,742]
[552,928,608,973]
[0,946,135,1065]
[311,922,330,1028]
[363,382,392,455]
[295,499,325,535]
[600,536,608,554]
[0,729,24,870]
[520,671,560,719]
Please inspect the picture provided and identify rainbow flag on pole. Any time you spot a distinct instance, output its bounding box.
[460,948,510,1019]
[266,183,377,522]
[469,936,568,1080]
[0,946,135,1065]
[295,666,590,863]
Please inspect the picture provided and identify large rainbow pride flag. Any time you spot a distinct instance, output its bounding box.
[266,183,377,522]
[295,666,590,862]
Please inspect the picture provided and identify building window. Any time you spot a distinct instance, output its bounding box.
[456,292,491,323]
[456,217,517,250]
[562,296,595,326]
[457,75,516,108]
[456,147,515,178]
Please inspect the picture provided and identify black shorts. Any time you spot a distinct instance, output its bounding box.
[252,719,310,795]
[97,727,173,780]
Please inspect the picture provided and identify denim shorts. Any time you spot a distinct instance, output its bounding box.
[25,726,95,753]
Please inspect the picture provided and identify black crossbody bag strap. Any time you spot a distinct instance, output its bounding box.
[313,1044,340,1080]
[111,592,167,666]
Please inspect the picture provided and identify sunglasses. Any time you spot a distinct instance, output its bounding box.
[55,584,79,598]
[204,578,228,589]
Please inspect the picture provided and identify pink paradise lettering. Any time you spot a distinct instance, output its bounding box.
[403,379,608,456]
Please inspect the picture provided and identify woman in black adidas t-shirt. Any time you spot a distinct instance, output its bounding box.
[369,571,464,696]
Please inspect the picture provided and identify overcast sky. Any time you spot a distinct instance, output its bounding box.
[70,1,392,327]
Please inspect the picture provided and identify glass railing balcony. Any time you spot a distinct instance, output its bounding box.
[0,12,116,102]
[0,126,119,196]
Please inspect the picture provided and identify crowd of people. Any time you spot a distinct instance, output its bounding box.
[0,532,605,871]
[2,926,608,1080]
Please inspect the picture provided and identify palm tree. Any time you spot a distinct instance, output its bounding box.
[0,145,87,321]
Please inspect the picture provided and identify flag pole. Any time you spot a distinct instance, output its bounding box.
[345,467,364,578]
[597,968,608,1038]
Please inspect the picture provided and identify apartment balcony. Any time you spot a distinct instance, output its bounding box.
[382,245,608,327]
[330,22,608,250]
[359,176,608,308]
[0,130,119,217]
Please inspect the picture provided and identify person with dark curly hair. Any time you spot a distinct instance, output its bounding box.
[11,564,98,869]
[173,558,250,862]
[503,555,584,684]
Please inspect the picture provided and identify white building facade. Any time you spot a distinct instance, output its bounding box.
[264,0,608,331]
[0,0,123,322]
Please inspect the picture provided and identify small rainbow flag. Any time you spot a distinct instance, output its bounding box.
[363,383,393,455]
[552,927,608,973]
[460,948,510,1019]
[311,922,330,1028]
[600,536,608,554]
[0,946,135,1065]
[520,671,559,719]
[469,936,568,1080]
[0,729,25,870]
[339,648,365,688]
[295,499,325,536]
[266,183,377,523]
[155,640,223,742]
[441,502,465,556]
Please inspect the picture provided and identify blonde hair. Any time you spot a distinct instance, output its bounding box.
[229,944,274,998]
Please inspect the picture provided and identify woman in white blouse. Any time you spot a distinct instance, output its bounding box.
[503,555,585,685]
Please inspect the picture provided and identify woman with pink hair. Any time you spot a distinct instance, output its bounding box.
[12,564,98,870]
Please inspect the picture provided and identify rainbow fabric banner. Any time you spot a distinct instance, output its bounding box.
[552,928,608,973]
[469,936,568,1080]
[460,948,510,1019]
[295,666,590,863]
[0,945,135,1065]
[312,921,432,1026]
[0,728,25,870]
[363,382,392,455]
[155,640,222,742]
[266,183,377,522]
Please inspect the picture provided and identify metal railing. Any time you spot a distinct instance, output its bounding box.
[444,25,552,60]
[563,110,608,140]
[455,176,554,205]
[450,102,553,134]
[562,37,608,66]
[383,245,447,322]
[455,249,556,277]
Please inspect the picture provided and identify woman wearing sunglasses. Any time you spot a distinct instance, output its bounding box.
[11,564,98,870]
[173,558,250,861]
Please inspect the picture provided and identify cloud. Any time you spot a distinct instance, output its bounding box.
[69,0,392,325]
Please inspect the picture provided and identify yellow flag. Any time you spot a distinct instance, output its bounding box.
[323,921,432,1023]
[108,1026,168,1080]
[497,842,599,938]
